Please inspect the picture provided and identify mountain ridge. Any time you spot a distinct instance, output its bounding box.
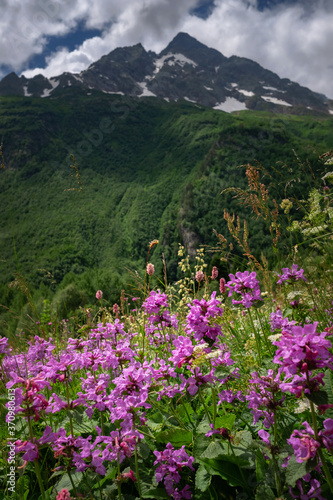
[0,32,332,115]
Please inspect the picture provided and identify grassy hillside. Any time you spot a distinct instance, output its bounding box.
[1,90,332,333]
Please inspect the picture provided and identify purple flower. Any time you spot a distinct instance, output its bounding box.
[15,440,39,462]
[142,290,169,314]
[226,271,263,308]
[170,336,194,368]
[180,367,215,396]
[287,421,320,463]
[0,336,11,355]
[289,479,326,500]
[153,443,194,498]
[269,309,296,333]
[258,429,271,446]
[186,292,223,342]
[321,418,333,452]
[246,370,284,429]
[277,264,307,285]
[206,424,232,441]
[273,322,333,378]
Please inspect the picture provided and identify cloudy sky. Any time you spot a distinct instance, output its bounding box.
[0,0,332,98]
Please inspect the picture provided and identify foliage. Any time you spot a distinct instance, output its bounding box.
[0,93,333,334]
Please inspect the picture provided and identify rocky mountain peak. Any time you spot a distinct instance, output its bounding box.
[0,32,332,116]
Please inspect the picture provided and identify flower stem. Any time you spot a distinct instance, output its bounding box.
[134,444,143,500]
[198,386,211,423]
[309,400,333,494]
[248,309,262,365]
[117,452,122,500]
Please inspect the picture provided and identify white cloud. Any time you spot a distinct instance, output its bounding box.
[1,0,332,98]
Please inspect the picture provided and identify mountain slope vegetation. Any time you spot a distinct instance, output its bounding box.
[1,90,333,333]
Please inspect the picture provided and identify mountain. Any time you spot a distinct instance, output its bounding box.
[1,32,332,115]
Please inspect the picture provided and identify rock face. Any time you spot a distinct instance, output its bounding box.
[1,32,332,115]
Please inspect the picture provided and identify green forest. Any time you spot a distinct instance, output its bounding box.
[1,90,333,335]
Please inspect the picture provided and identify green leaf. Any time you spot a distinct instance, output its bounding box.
[54,471,83,493]
[200,441,226,460]
[255,482,275,500]
[215,414,236,430]
[255,451,267,483]
[139,441,151,460]
[177,401,194,424]
[285,454,317,487]
[92,466,117,489]
[141,486,169,499]
[195,464,212,492]
[155,427,192,446]
[193,434,211,458]
[198,456,250,489]
[308,369,333,412]
[196,415,211,434]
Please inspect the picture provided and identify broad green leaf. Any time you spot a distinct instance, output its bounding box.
[198,456,250,489]
[201,441,226,460]
[139,441,151,460]
[196,415,211,434]
[285,454,316,487]
[155,427,192,446]
[215,414,236,430]
[54,471,83,493]
[195,464,212,492]
[307,390,329,405]
[177,401,194,424]
[193,434,211,458]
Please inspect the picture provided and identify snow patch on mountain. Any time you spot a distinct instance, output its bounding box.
[214,97,247,113]
[238,89,254,97]
[262,96,292,106]
[137,82,156,97]
[41,78,60,98]
[154,53,198,74]
[23,86,32,97]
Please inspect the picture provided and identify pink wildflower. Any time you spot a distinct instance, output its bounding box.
[195,270,204,282]
[147,263,155,276]
[219,278,226,294]
[211,266,218,280]
[96,290,103,300]
[56,489,71,500]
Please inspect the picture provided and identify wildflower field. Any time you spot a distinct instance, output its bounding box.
[1,159,333,500]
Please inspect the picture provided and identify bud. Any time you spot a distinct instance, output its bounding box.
[146,263,155,276]
[211,266,218,280]
[113,303,119,315]
[195,270,204,282]
[96,290,103,300]
[219,278,226,294]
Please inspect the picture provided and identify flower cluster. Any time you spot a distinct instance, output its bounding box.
[226,271,263,308]
[273,322,333,397]
[277,264,307,285]
[269,309,296,334]
[185,292,223,342]
[246,370,284,429]
[153,443,194,499]
[287,419,333,463]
